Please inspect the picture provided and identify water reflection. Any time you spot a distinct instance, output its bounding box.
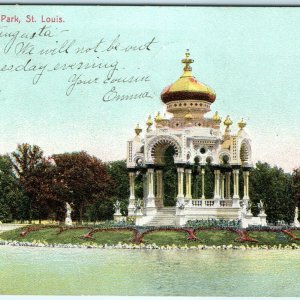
[0,247,300,296]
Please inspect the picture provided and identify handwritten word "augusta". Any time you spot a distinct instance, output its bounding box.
[0,25,55,54]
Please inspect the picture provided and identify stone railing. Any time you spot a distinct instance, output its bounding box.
[205,200,215,207]
[190,200,215,207]
[220,200,233,207]
[191,200,202,207]
[190,199,234,208]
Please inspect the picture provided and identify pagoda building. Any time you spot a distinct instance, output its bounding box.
[126,51,266,227]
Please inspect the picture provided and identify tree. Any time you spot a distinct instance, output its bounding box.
[0,155,27,222]
[250,161,294,224]
[11,144,44,222]
[163,146,177,206]
[292,167,300,221]
[52,151,114,222]
[106,160,130,215]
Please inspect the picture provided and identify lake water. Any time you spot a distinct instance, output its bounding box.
[0,246,300,296]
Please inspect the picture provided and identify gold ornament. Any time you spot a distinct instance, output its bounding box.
[212,111,221,122]
[135,123,142,136]
[238,118,247,130]
[223,115,233,127]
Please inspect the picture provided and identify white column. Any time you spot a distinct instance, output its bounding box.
[128,171,136,215]
[201,168,205,200]
[225,172,231,199]
[214,169,221,204]
[185,169,192,199]
[156,169,163,208]
[177,167,184,200]
[221,174,225,200]
[232,168,240,207]
[145,168,156,215]
[147,168,155,198]
[243,171,250,200]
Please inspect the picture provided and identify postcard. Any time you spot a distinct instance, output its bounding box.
[0,4,300,298]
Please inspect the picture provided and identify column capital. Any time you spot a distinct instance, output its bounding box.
[177,167,185,173]
[214,169,221,175]
[233,168,240,174]
[185,168,192,174]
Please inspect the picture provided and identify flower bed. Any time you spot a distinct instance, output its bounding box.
[1,239,300,250]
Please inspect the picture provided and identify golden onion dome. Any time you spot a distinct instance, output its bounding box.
[223,115,233,127]
[155,112,163,122]
[238,118,247,130]
[212,111,221,122]
[135,123,142,136]
[161,50,216,104]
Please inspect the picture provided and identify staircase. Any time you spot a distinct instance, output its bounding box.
[145,207,176,227]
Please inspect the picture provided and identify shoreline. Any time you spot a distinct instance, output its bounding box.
[1,239,300,251]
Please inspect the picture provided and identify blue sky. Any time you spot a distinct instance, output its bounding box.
[0,6,299,172]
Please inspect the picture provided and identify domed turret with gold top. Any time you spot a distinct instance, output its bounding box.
[161,50,216,104]
[161,51,217,122]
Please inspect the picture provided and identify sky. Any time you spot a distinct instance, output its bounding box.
[0,6,299,173]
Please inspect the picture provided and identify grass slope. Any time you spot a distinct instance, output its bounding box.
[1,226,300,247]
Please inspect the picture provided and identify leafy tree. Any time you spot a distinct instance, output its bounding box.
[0,155,27,222]
[292,167,300,221]
[106,160,130,215]
[10,144,45,222]
[204,162,214,199]
[52,151,114,222]
[163,146,177,206]
[250,161,294,224]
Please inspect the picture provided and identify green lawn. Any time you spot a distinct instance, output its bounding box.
[196,230,240,246]
[1,226,300,247]
[247,231,300,245]
[143,231,189,246]
[92,230,133,245]
[291,230,300,239]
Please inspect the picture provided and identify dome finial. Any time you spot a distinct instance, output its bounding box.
[224,115,233,128]
[135,123,142,136]
[212,111,221,123]
[238,118,247,130]
[181,49,194,72]
[146,115,153,132]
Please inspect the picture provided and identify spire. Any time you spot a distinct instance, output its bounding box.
[135,123,142,136]
[223,115,233,128]
[223,115,233,140]
[146,115,153,132]
[181,49,194,74]
[212,111,221,123]
[238,118,247,130]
